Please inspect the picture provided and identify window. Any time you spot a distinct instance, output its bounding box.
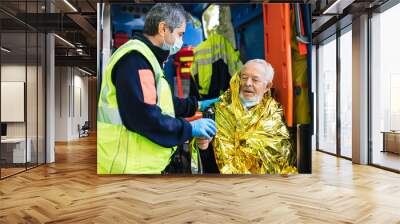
[317,36,337,154]
[0,0,47,179]
[371,3,400,171]
[339,28,352,158]
[202,4,236,49]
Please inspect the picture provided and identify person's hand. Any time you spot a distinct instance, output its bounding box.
[198,97,220,112]
[190,118,216,139]
[196,137,212,150]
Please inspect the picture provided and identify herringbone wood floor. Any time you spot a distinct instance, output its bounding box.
[1,135,400,223]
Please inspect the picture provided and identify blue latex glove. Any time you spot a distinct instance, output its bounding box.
[190,118,217,139]
[198,97,220,112]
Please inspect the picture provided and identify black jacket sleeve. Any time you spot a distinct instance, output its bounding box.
[199,144,220,174]
[190,58,231,100]
[112,51,192,148]
[173,95,198,118]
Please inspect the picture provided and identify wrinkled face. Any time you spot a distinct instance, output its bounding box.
[159,20,186,46]
[239,62,269,101]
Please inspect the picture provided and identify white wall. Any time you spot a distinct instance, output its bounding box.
[1,65,26,140]
[55,67,89,141]
[55,66,69,141]
[72,72,89,138]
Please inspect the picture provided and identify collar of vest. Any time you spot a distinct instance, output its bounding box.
[132,33,170,65]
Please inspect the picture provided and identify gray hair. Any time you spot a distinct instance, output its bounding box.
[242,59,275,84]
[143,3,190,36]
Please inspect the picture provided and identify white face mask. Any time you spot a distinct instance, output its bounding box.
[162,33,183,55]
[239,92,262,108]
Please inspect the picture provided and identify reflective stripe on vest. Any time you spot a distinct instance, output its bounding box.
[97,39,176,174]
[191,140,199,173]
[190,34,242,95]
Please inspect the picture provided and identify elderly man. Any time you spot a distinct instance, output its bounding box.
[195,59,297,174]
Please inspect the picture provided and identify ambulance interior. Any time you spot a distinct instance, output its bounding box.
[106,3,313,173]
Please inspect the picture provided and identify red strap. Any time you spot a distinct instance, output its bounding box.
[298,8,308,56]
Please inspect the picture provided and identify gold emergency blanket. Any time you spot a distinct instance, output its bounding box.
[213,74,297,174]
